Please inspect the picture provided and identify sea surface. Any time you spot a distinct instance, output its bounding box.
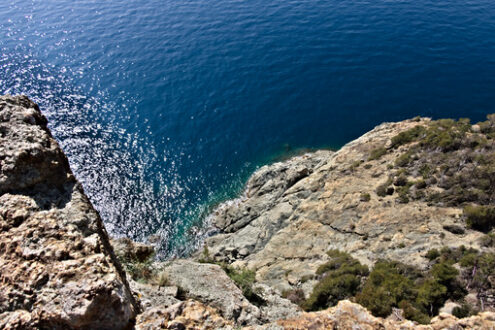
[1,0,494,256]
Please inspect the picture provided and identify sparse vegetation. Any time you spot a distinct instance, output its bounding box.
[378,114,495,223]
[117,252,155,283]
[360,192,371,202]
[480,232,495,247]
[152,272,170,287]
[368,147,387,161]
[302,244,494,324]
[376,177,394,197]
[198,245,265,306]
[282,288,305,305]
[391,125,427,148]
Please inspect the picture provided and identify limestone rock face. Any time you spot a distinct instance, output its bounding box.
[135,300,234,330]
[203,119,489,294]
[135,299,495,330]
[0,95,138,329]
[250,300,495,330]
[160,259,261,325]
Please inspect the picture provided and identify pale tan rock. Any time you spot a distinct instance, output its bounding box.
[0,95,138,329]
[135,300,234,330]
[202,119,489,295]
[247,300,495,330]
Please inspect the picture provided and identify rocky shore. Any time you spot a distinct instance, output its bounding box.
[1,95,495,329]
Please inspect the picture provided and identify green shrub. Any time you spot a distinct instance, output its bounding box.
[223,265,265,306]
[399,300,430,324]
[431,261,466,300]
[431,261,458,286]
[459,252,495,293]
[303,273,362,311]
[376,178,393,197]
[416,278,447,316]
[452,303,472,319]
[426,249,440,261]
[360,193,371,202]
[356,261,415,317]
[304,250,368,311]
[415,180,427,189]
[394,174,408,186]
[480,232,495,247]
[464,205,495,232]
[391,126,426,148]
[122,258,154,283]
[420,119,467,151]
[395,150,414,167]
[349,160,363,171]
[368,147,387,161]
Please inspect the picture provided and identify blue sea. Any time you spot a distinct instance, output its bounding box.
[1,0,494,256]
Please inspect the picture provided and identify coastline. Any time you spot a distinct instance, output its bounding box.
[2,95,495,329]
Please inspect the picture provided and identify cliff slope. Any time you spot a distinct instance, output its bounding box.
[2,95,495,329]
[0,95,138,329]
[205,119,493,294]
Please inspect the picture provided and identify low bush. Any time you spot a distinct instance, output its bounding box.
[480,232,495,247]
[223,264,265,306]
[356,261,416,318]
[426,249,440,261]
[368,147,387,161]
[452,303,474,319]
[391,125,427,148]
[303,250,368,311]
[360,192,371,202]
[376,178,393,197]
[199,245,265,306]
[395,150,414,167]
[464,205,495,232]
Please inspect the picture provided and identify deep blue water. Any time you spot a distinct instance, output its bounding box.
[1,0,495,256]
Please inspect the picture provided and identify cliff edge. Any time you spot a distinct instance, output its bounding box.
[0,95,138,329]
[2,95,495,329]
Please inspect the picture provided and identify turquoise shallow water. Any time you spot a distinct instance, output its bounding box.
[1,0,495,256]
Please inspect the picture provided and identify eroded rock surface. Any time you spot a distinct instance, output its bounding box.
[251,300,495,330]
[203,119,490,296]
[134,299,495,330]
[159,259,261,325]
[135,300,234,330]
[0,95,138,329]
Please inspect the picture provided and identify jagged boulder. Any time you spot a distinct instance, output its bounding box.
[0,95,138,329]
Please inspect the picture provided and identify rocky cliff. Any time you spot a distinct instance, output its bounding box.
[202,118,490,293]
[0,96,138,329]
[2,95,495,329]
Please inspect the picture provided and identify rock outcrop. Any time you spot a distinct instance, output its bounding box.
[203,119,491,295]
[159,259,261,324]
[0,95,138,329]
[134,299,495,329]
[3,95,495,329]
[252,300,495,330]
